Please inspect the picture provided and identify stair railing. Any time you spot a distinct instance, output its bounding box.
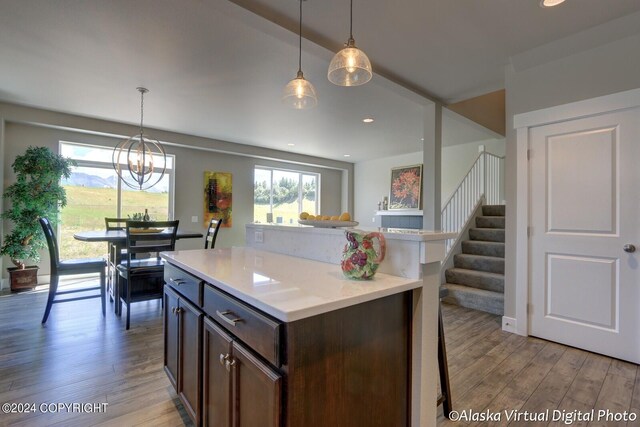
[441,152,504,254]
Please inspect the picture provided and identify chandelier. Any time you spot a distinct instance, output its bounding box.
[112,87,167,190]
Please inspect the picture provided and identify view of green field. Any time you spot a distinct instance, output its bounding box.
[61,184,315,259]
[60,185,168,259]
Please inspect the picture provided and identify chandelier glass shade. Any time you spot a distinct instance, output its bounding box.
[283,0,317,109]
[327,0,372,87]
[112,87,167,191]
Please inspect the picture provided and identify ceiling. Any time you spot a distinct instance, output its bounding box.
[0,0,639,163]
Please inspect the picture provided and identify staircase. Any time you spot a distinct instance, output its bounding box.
[442,204,505,315]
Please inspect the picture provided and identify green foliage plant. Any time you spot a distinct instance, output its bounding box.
[1,146,75,269]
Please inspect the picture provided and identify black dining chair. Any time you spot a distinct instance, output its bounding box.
[105,218,128,304]
[204,218,222,249]
[116,220,179,330]
[39,217,106,324]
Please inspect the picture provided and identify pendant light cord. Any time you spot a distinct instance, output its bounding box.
[350,0,353,39]
[298,0,302,73]
[139,90,144,136]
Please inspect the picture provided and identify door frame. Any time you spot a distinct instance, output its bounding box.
[511,87,640,336]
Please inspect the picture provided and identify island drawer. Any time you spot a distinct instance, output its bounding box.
[203,284,282,367]
[164,263,203,306]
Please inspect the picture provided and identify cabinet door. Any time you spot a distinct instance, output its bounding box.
[178,297,203,426]
[163,285,180,390]
[232,341,282,427]
[203,317,233,427]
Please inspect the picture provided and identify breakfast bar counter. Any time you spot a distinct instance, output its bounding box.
[161,247,422,322]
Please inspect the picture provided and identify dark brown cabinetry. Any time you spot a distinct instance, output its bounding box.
[164,262,411,427]
[163,285,203,426]
[203,317,281,427]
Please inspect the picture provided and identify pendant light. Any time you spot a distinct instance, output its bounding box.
[327,0,372,87]
[283,0,318,109]
[112,87,167,190]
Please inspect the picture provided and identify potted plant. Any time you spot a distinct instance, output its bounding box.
[1,146,75,291]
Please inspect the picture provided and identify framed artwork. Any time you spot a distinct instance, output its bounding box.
[204,171,232,228]
[389,164,423,210]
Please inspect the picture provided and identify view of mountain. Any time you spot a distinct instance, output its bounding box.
[62,172,114,188]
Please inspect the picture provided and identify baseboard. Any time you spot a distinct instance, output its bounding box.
[501,316,517,334]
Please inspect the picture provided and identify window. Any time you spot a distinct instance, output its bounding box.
[59,141,174,258]
[254,167,319,224]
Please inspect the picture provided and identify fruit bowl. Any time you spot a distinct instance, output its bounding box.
[298,220,359,228]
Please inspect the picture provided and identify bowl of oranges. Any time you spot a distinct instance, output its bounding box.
[298,212,358,228]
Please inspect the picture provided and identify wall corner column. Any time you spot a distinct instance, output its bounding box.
[422,103,442,230]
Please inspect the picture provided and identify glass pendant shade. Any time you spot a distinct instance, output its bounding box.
[283,70,318,109]
[328,38,372,87]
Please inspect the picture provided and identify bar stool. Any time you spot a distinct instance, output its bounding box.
[438,287,453,418]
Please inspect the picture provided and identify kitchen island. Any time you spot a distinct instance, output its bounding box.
[161,247,423,426]
[246,223,456,427]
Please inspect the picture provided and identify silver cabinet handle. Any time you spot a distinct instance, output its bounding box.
[623,244,636,253]
[219,353,229,366]
[225,357,236,372]
[216,310,243,326]
[168,277,185,285]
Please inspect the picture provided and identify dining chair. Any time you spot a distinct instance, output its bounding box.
[105,218,128,305]
[204,217,222,249]
[116,220,179,330]
[39,217,106,324]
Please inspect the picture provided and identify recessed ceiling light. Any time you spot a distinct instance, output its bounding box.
[362,117,374,123]
[420,138,424,141]
[287,143,295,146]
[540,0,566,7]
[343,154,351,157]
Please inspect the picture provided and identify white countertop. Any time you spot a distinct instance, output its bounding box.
[161,247,422,322]
[246,222,456,242]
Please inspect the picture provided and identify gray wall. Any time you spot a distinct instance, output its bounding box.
[353,151,423,225]
[1,103,350,280]
[504,32,640,318]
[441,139,504,204]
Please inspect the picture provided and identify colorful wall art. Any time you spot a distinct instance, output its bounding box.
[204,171,232,228]
[389,164,423,210]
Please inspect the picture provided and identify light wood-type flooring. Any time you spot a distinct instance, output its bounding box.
[0,279,638,426]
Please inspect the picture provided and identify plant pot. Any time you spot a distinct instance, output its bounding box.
[8,266,39,292]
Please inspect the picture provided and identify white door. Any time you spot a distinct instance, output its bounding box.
[529,108,640,364]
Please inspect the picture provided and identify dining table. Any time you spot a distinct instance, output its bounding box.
[73,229,204,245]
[74,228,204,304]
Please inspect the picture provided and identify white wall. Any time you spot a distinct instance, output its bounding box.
[441,138,504,204]
[504,31,640,319]
[1,102,350,281]
[353,152,423,225]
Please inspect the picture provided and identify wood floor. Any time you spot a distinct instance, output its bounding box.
[0,279,638,426]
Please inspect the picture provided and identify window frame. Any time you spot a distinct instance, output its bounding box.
[253,166,320,222]
[59,140,176,220]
